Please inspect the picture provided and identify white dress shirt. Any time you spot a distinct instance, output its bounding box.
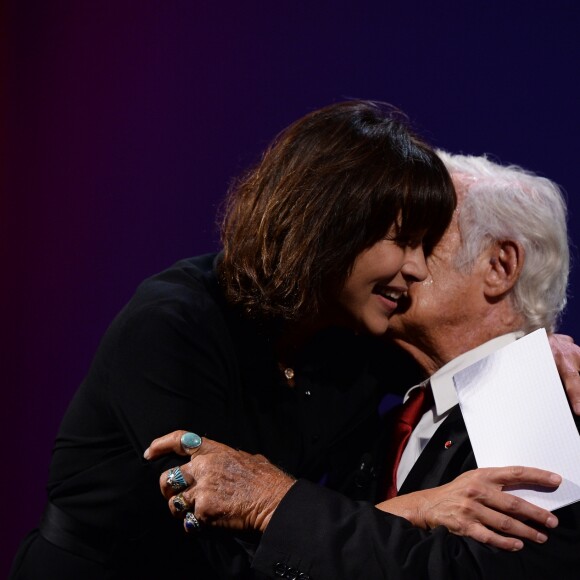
[396,332,524,491]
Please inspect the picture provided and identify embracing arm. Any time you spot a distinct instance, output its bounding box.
[253,478,580,580]
[146,432,576,579]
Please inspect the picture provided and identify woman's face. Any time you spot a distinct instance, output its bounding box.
[332,231,429,337]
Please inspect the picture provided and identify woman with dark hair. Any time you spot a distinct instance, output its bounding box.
[9,100,573,579]
[218,101,452,324]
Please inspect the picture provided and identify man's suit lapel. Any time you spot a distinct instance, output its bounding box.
[398,405,477,494]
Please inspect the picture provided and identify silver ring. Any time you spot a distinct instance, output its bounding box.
[167,467,188,491]
[184,511,201,532]
[181,432,202,451]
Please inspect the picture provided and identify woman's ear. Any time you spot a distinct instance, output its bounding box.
[484,240,524,298]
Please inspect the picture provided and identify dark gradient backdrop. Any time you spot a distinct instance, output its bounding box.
[2,1,579,575]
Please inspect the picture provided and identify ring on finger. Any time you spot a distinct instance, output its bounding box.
[184,511,201,532]
[173,493,190,512]
[167,467,188,491]
[181,432,202,451]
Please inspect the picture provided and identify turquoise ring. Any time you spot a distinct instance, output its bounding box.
[166,467,187,491]
[181,432,202,451]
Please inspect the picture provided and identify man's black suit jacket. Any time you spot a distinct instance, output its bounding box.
[252,405,580,579]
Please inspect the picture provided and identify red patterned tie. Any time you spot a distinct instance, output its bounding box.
[383,382,433,500]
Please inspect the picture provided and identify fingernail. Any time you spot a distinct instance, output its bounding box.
[511,540,524,551]
[536,532,548,543]
[546,515,558,528]
[143,448,150,460]
[549,473,562,485]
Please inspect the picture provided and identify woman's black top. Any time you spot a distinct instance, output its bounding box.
[10,252,405,579]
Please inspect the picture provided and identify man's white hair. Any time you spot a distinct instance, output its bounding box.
[437,150,569,332]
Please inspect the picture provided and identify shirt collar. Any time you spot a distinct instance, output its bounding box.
[425,332,524,417]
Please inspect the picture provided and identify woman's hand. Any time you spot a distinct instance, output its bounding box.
[549,333,580,415]
[146,431,295,533]
[377,466,561,551]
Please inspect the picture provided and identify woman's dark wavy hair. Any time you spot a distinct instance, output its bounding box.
[218,100,456,321]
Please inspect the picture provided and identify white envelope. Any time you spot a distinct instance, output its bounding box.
[453,328,580,511]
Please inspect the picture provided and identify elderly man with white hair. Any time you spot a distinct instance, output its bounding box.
[383,149,574,499]
[149,152,580,579]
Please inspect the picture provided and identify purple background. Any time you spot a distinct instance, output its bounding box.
[2,1,579,574]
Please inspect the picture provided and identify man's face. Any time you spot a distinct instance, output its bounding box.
[387,188,484,360]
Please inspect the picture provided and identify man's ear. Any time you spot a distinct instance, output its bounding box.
[484,240,524,298]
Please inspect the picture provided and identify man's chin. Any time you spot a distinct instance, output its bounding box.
[385,317,406,339]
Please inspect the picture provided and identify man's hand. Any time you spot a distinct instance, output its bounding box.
[146,431,296,533]
[377,466,561,551]
[549,333,580,414]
